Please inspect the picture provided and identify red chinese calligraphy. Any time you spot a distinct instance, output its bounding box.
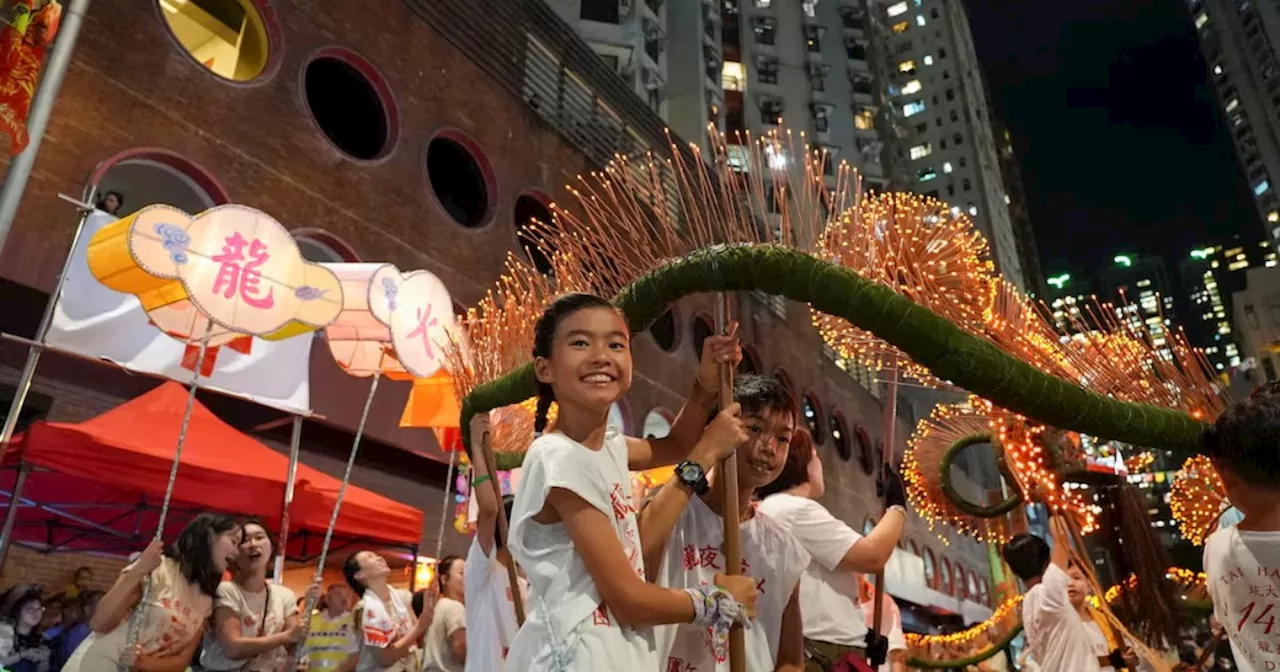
[698,546,721,570]
[683,545,698,571]
[406,304,439,359]
[211,232,274,309]
[666,657,696,672]
[610,483,636,522]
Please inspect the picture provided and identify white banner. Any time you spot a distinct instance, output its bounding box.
[43,210,314,414]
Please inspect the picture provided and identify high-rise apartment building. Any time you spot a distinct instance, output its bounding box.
[992,118,1045,298]
[1098,254,1179,359]
[881,0,1025,289]
[1178,239,1275,372]
[545,0,671,117]
[1187,0,1280,244]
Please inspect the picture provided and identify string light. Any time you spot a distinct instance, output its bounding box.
[906,594,1022,648]
[1170,455,1230,546]
[1125,451,1155,473]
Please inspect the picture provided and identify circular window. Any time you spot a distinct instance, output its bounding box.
[304,50,397,161]
[644,408,674,439]
[831,413,851,461]
[855,425,873,474]
[159,0,272,82]
[692,314,715,359]
[738,345,760,375]
[802,394,825,445]
[649,309,679,351]
[514,193,556,274]
[293,229,359,263]
[427,132,495,229]
[923,549,936,587]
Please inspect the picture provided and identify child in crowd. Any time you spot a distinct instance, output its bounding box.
[757,423,906,671]
[645,373,809,671]
[302,585,358,672]
[343,551,430,672]
[63,513,242,672]
[200,520,309,672]
[1002,517,1136,672]
[506,293,757,670]
[1201,382,1280,672]
[422,556,466,672]
[464,411,529,672]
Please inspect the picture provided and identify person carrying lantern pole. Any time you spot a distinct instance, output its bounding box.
[758,421,904,671]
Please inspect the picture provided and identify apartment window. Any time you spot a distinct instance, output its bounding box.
[809,65,829,92]
[903,100,926,117]
[939,47,947,58]
[850,73,873,94]
[757,55,779,84]
[896,40,914,54]
[931,7,939,18]
[887,1,908,17]
[898,59,916,74]
[923,54,934,66]
[968,204,978,216]
[902,79,922,94]
[580,0,620,24]
[803,0,817,18]
[947,184,955,196]
[811,103,832,132]
[962,178,972,191]
[943,161,953,173]
[918,167,937,182]
[846,38,868,60]
[754,0,772,6]
[958,156,966,167]
[916,14,926,26]
[760,97,784,125]
[953,132,963,144]
[840,6,861,29]
[910,143,932,159]
[950,109,959,122]
[820,145,838,176]
[945,88,955,101]
[914,122,927,132]
[1226,97,1240,113]
[854,106,875,129]
[805,25,824,52]
[939,138,946,149]
[892,20,909,33]
[753,17,778,45]
[1257,180,1272,197]
[722,62,745,91]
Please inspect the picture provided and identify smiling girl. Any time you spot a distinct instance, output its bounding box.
[505,293,759,671]
[200,520,313,672]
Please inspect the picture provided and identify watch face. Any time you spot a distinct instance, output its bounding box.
[679,462,702,481]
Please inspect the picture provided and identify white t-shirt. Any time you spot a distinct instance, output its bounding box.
[1020,564,1101,672]
[757,493,868,647]
[655,496,809,671]
[859,595,905,672]
[423,597,465,672]
[463,537,528,672]
[356,588,417,672]
[1204,525,1280,672]
[200,581,300,672]
[506,430,659,671]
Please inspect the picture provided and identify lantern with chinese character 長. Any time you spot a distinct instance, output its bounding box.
[85,204,343,371]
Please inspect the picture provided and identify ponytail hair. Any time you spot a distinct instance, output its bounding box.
[531,292,620,434]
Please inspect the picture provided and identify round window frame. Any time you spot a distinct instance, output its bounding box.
[513,190,557,273]
[300,47,401,164]
[153,0,284,85]
[425,128,499,230]
[830,412,851,461]
[801,392,825,445]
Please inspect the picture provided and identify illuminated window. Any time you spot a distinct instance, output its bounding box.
[898,59,916,73]
[887,1,908,17]
[916,14,926,26]
[902,79,922,94]
[892,20,909,33]
[159,0,272,82]
[1195,13,1209,29]
[1257,180,1271,196]
[909,143,932,159]
[903,100,926,117]
[854,106,875,129]
[1226,98,1240,113]
[923,54,934,66]
[968,204,978,216]
[942,161,953,173]
[722,62,746,91]
[917,167,937,182]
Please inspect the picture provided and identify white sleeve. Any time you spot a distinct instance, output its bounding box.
[464,538,491,608]
[521,435,612,517]
[1035,564,1072,615]
[1203,534,1227,627]
[782,500,860,571]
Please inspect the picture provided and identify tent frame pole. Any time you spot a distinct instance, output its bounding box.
[0,463,31,568]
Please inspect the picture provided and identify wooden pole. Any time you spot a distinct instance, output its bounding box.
[716,294,745,672]
[872,367,898,639]
[476,423,526,626]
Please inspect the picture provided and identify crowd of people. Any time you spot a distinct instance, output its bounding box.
[5,290,1273,672]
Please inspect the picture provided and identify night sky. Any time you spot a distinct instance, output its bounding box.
[964,0,1259,275]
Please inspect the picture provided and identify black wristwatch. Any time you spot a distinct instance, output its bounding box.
[675,460,710,495]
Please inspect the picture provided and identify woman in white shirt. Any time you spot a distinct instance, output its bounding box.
[422,556,466,672]
[200,520,308,672]
[506,293,757,671]
[343,551,431,672]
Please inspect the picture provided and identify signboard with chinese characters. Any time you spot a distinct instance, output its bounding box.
[322,263,455,379]
[86,204,343,343]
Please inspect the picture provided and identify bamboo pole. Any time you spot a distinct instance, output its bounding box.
[476,423,526,625]
[872,367,898,644]
[715,294,745,672]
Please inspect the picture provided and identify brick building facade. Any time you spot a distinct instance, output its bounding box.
[0,0,996,627]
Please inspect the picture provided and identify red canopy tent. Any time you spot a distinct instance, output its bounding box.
[1,383,423,559]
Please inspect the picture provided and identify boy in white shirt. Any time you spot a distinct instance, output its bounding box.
[1201,383,1280,672]
[642,374,809,671]
[1002,518,1135,672]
